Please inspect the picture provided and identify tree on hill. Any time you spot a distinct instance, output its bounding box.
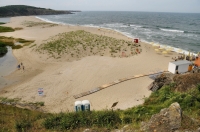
[0,5,74,17]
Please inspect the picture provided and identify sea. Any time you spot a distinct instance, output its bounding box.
[35,11,200,55]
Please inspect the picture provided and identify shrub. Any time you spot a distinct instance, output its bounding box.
[0,41,8,56]
[43,110,121,130]
[0,26,15,32]
[15,119,31,132]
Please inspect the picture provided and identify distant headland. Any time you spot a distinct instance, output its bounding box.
[0,5,81,17]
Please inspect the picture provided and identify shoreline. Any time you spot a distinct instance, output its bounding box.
[35,15,198,56]
[0,16,179,113]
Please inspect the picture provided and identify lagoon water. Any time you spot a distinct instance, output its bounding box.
[37,11,200,54]
[0,47,17,89]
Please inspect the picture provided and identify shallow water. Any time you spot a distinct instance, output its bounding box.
[0,17,10,23]
[0,47,18,89]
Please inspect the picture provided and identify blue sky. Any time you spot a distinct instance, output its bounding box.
[0,0,200,13]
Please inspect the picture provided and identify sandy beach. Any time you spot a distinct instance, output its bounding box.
[0,16,178,113]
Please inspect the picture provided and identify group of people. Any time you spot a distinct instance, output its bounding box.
[17,62,25,70]
[172,55,185,61]
[172,54,197,61]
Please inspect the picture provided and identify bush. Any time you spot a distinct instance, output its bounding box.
[0,22,6,25]
[0,26,15,32]
[15,119,31,132]
[43,110,121,130]
[0,41,8,56]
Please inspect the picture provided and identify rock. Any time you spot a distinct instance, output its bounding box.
[141,102,182,132]
[83,128,90,132]
[149,73,174,91]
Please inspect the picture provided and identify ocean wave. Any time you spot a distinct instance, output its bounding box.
[130,24,142,28]
[160,28,184,33]
[120,25,129,28]
[156,26,172,29]
[103,23,124,28]
[83,24,100,28]
[35,16,66,25]
[184,31,200,35]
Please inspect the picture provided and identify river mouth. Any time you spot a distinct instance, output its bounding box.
[0,47,18,89]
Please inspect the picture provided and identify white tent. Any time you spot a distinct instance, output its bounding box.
[168,60,192,74]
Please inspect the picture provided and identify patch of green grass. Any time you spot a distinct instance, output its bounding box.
[1,83,200,131]
[0,26,15,32]
[0,36,34,50]
[29,44,36,48]
[43,110,121,130]
[0,22,6,25]
[29,102,45,107]
[14,27,23,30]
[0,41,8,57]
[0,103,49,131]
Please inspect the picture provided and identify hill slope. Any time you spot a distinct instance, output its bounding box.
[0,5,76,17]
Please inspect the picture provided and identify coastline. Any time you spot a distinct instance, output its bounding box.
[35,15,198,56]
[0,16,179,113]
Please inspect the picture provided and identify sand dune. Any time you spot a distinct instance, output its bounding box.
[0,16,178,113]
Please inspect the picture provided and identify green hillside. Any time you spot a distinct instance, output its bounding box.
[0,5,75,17]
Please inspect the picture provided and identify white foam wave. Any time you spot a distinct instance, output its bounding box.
[120,25,129,28]
[130,24,142,28]
[83,24,100,28]
[35,16,66,25]
[160,28,184,33]
[104,23,122,27]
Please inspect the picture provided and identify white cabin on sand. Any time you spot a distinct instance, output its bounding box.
[168,60,192,74]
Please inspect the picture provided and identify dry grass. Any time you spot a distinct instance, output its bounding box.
[0,36,34,49]
[22,21,58,28]
[37,30,141,60]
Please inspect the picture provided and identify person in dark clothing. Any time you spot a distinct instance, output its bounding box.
[17,64,20,70]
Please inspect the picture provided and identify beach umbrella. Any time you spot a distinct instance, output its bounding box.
[166,49,172,52]
[153,44,160,48]
[162,51,168,54]
[162,45,168,49]
[177,49,183,54]
[150,42,154,45]
[159,47,165,50]
[168,47,174,51]
[188,51,191,57]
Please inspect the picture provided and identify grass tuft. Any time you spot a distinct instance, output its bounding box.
[0,26,15,32]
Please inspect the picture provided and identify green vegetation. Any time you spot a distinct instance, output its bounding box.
[44,111,121,130]
[0,26,15,32]
[1,84,200,131]
[0,36,34,50]
[0,103,49,132]
[0,22,6,25]
[14,27,23,30]
[22,21,58,27]
[37,30,141,59]
[29,44,36,48]
[0,41,7,57]
[0,5,72,17]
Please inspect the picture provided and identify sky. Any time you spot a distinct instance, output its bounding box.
[0,0,200,13]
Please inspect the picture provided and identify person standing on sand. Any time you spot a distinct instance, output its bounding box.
[23,66,25,71]
[17,64,20,70]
